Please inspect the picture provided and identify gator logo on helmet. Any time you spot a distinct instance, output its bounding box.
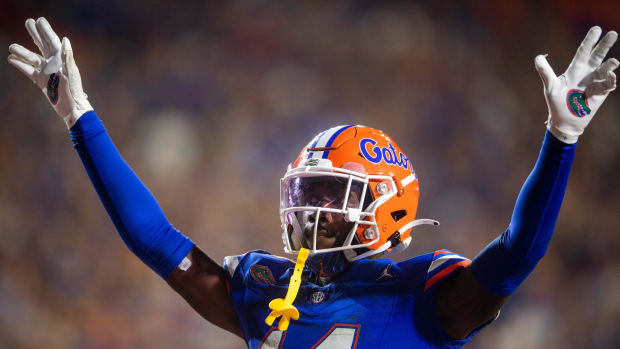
[306,159,320,166]
[359,138,413,173]
[566,89,591,117]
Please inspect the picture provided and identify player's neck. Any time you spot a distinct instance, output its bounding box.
[303,251,351,286]
[305,271,337,286]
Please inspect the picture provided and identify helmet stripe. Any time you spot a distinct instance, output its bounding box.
[307,130,328,159]
[401,173,417,187]
[307,125,352,160]
[321,125,353,159]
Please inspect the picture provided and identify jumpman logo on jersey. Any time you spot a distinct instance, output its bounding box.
[376,264,395,281]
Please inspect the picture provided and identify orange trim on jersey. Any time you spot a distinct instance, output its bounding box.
[424,259,471,291]
[258,326,287,349]
[310,323,361,349]
[432,250,451,257]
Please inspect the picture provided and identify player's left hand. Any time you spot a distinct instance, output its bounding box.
[535,26,618,144]
[7,17,93,129]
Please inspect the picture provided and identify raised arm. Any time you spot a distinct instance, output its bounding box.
[434,26,618,339]
[8,17,242,337]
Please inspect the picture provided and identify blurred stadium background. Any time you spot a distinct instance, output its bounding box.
[1,1,620,348]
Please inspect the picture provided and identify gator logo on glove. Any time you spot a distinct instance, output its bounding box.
[47,73,59,105]
[566,89,591,117]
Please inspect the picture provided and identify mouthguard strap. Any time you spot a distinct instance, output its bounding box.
[265,248,309,331]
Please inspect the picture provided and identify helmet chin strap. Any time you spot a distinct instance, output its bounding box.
[348,218,440,261]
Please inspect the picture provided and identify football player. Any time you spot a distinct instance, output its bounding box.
[8,17,618,348]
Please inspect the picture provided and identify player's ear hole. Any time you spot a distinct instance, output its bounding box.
[391,210,407,222]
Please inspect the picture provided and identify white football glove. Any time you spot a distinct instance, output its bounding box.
[8,17,93,129]
[535,26,618,144]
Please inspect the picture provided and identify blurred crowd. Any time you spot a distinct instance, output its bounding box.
[1,1,620,348]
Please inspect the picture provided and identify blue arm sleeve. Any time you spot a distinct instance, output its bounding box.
[70,111,195,279]
[471,130,576,296]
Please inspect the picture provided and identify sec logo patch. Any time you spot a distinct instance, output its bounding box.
[310,290,326,304]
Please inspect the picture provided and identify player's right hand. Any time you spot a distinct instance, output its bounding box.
[535,26,618,144]
[8,17,93,129]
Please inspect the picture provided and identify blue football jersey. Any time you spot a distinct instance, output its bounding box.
[224,250,480,349]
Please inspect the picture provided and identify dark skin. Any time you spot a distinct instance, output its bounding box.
[299,188,361,250]
[167,188,509,340]
[166,247,244,338]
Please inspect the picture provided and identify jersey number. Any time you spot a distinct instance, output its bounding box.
[259,324,360,349]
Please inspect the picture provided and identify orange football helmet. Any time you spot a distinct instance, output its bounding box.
[280,125,438,261]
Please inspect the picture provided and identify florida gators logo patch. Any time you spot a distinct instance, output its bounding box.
[47,73,59,105]
[566,89,591,117]
[250,265,276,285]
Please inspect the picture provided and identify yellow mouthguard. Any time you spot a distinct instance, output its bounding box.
[264,248,309,331]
